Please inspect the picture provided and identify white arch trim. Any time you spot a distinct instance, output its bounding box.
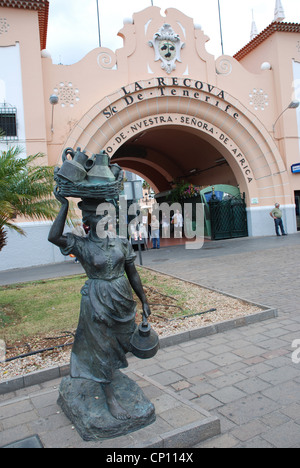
[64,77,292,209]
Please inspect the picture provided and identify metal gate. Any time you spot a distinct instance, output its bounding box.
[209,195,248,240]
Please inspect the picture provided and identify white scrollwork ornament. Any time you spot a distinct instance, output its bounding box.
[97,51,117,70]
[149,24,185,74]
[216,59,232,76]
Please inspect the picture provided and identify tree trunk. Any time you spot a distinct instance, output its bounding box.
[0,226,7,252]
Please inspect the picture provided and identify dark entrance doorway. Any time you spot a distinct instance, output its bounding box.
[111,126,238,194]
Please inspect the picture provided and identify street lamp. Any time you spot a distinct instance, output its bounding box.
[273,100,300,134]
[49,94,59,133]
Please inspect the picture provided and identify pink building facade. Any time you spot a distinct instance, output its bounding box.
[0,1,299,269]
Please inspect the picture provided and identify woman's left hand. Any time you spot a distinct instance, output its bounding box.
[53,186,69,206]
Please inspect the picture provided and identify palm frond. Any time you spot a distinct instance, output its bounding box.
[0,146,78,252]
[0,147,61,243]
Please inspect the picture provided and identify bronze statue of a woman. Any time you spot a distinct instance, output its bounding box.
[48,179,156,439]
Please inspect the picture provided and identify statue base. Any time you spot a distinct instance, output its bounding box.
[57,371,156,441]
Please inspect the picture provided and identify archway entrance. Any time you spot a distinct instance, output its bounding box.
[63,77,292,237]
[110,124,244,241]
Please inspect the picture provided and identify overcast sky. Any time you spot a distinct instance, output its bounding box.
[46,0,300,65]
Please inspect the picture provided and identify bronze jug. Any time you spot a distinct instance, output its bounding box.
[130,316,160,359]
[85,151,116,185]
[109,163,122,180]
[57,147,88,183]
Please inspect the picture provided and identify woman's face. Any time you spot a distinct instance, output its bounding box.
[84,213,111,239]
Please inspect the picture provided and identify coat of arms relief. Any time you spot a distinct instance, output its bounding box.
[149,24,185,74]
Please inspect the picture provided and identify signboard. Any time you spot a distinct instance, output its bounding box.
[123,180,143,200]
[291,163,300,174]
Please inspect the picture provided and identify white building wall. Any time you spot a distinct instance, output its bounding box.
[247,204,297,237]
[0,43,26,156]
[293,60,300,153]
[0,222,72,272]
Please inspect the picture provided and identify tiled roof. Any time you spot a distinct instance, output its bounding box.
[234,22,300,61]
[0,0,49,50]
[0,0,46,9]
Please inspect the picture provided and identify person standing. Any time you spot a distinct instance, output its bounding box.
[147,210,152,241]
[162,212,170,238]
[172,209,183,238]
[151,215,160,249]
[270,203,287,236]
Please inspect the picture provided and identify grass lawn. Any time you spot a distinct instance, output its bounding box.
[0,267,262,349]
[0,268,192,344]
[0,275,83,342]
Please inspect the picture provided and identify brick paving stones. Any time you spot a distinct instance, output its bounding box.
[1,233,300,447]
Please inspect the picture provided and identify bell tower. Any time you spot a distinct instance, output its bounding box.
[274,0,285,22]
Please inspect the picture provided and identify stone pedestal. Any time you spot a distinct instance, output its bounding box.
[57,371,156,441]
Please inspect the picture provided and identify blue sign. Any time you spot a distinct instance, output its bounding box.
[291,163,300,174]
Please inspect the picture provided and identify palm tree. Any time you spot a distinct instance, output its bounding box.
[0,145,61,251]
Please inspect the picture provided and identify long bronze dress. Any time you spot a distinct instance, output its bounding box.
[60,233,137,384]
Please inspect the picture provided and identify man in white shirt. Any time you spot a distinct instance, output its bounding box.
[151,215,160,249]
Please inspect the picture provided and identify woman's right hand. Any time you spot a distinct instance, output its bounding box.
[54,186,69,206]
[142,303,151,319]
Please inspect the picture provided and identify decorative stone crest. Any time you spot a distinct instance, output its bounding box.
[149,23,185,74]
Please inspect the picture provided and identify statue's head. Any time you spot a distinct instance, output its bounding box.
[78,199,104,226]
[78,198,116,239]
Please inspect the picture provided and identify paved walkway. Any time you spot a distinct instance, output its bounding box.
[1,233,300,447]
